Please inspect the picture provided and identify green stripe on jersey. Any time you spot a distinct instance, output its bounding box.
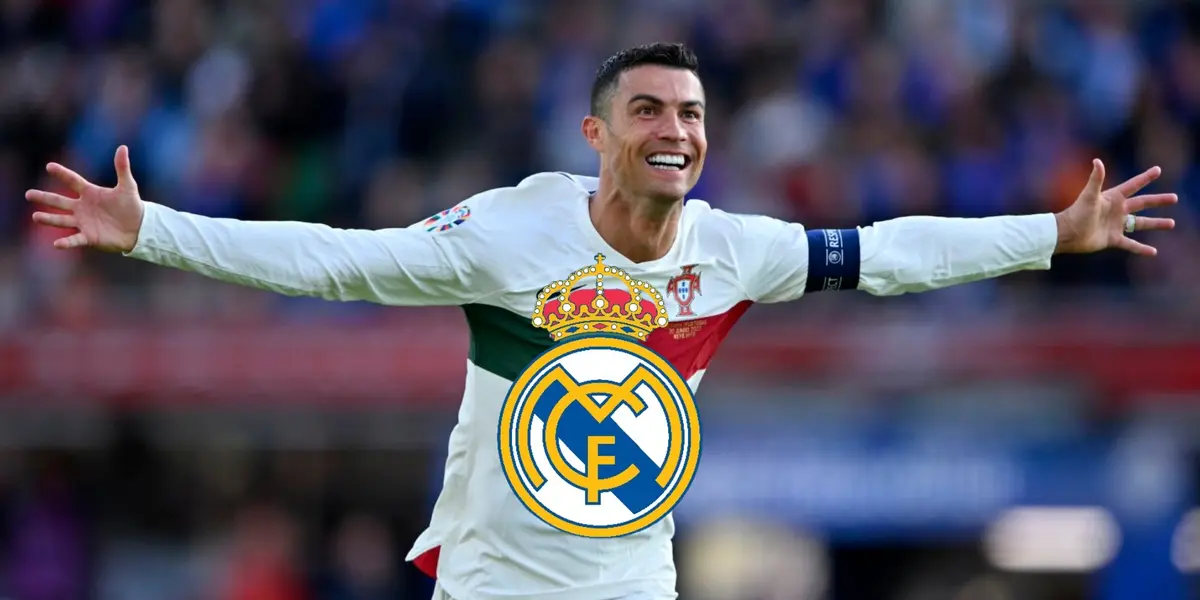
[462,303,553,381]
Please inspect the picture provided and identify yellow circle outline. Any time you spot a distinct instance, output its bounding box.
[498,334,701,538]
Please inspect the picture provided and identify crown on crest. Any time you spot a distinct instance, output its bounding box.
[532,254,669,342]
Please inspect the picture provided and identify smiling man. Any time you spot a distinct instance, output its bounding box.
[583,48,708,266]
[25,43,1178,600]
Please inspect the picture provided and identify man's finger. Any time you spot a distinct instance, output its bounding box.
[32,211,79,230]
[1086,159,1106,197]
[25,189,77,211]
[114,145,136,190]
[1115,166,1162,197]
[46,163,91,194]
[1132,216,1175,232]
[1115,236,1158,257]
[52,232,89,250]
[1126,193,1179,212]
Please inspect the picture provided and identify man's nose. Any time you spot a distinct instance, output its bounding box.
[657,115,687,142]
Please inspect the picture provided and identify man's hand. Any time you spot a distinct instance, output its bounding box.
[1054,159,1178,256]
[26,145,145,253]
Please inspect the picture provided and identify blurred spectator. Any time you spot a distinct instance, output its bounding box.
[217,503,309,600]
[316,513,402,600]
[1,454,88,600]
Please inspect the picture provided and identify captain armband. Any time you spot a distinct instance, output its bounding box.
[804,229,861,293]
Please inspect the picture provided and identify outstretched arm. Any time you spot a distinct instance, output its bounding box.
[26,146,496,306]
[123,202,491,305]
[743,159,1178,303]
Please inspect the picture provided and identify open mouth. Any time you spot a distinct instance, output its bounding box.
[645,153,691,171]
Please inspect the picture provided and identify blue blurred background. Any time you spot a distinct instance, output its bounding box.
[2,0,1200,598]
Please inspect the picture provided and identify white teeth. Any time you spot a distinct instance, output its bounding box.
[647,153,686,167]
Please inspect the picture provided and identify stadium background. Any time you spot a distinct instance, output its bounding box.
[2,0,1200,598]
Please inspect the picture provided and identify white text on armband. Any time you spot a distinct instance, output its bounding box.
[804,229,860,293]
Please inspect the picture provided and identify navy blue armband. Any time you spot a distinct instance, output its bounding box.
[804,229,861,293]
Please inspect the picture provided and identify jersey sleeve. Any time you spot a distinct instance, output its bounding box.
[737,213,1059,303]
[123,191,504,306]
[854,213,1057,296]
[735,214,814,304]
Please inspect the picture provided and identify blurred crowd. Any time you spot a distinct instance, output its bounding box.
[0,438,437,600]
[2,0,1200,327]
[3,3,1200,599]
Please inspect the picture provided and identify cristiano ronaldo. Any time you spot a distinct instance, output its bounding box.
[26,43,1177,600]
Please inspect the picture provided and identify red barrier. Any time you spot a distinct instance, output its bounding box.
[3,312,1198,408]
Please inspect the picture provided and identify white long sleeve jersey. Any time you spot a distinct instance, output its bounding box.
[126,172,1058,600]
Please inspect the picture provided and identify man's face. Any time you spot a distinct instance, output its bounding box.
[587,65,707,203]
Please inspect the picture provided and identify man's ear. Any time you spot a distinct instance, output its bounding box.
[581,115,605,152]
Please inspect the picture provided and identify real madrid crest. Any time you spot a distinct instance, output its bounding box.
[497,254,702,538]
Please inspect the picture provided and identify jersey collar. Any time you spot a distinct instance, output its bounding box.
[559,173,688,272]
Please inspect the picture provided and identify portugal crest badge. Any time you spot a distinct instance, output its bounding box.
[666,265,702,317]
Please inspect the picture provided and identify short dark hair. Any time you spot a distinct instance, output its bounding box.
[590,43,700,119]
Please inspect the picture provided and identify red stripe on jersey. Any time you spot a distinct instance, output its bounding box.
[645,300,753,380]
[410,300,753,581]
[413,547,439,579]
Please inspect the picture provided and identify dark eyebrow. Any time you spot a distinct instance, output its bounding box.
[628,94,706,110]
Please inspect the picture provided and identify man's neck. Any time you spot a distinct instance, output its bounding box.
[588,185,682,264]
